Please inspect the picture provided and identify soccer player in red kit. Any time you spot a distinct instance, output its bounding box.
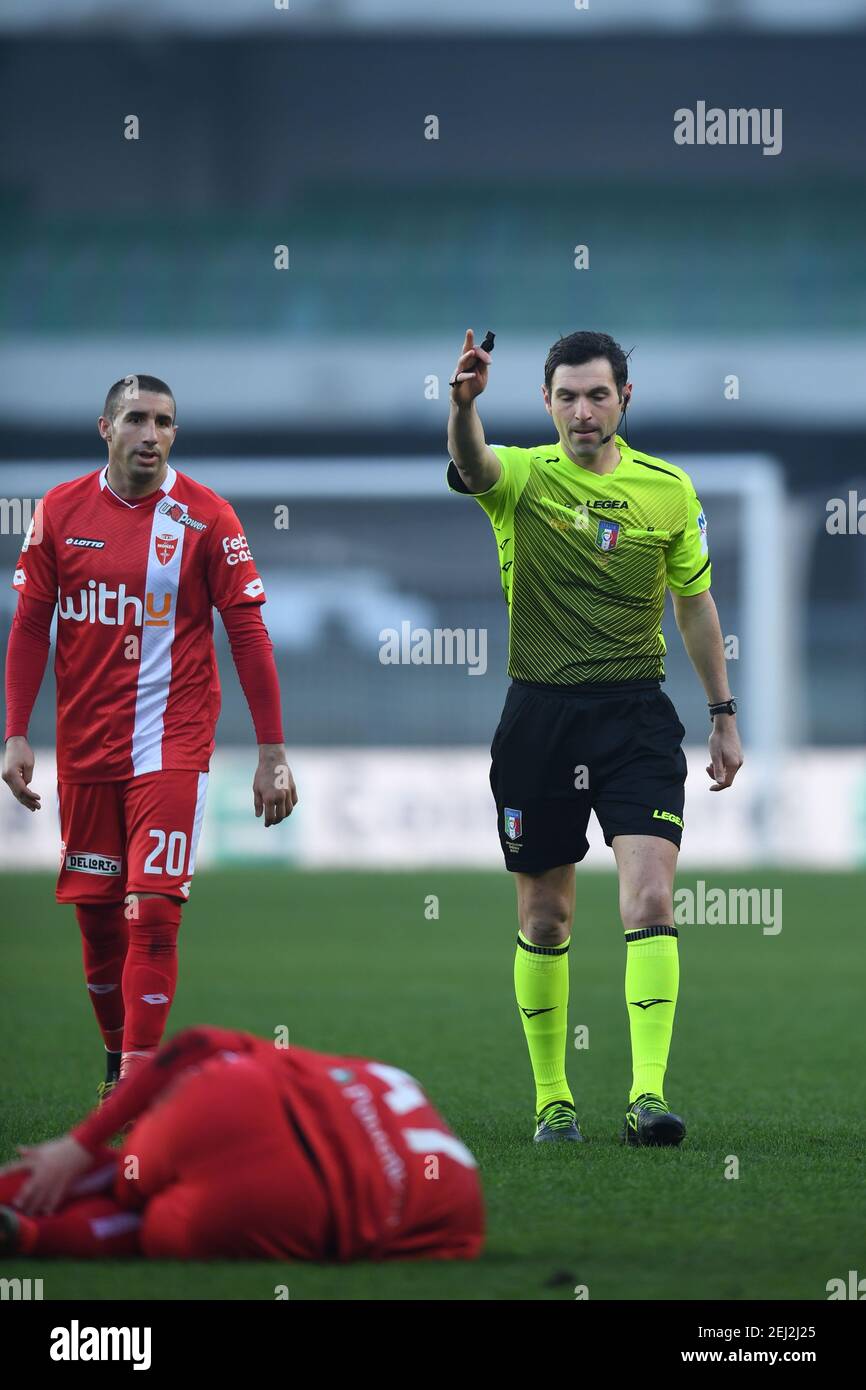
[0,1026,484,1262]
[2,376,297,1096]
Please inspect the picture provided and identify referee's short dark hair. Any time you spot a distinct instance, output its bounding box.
[544,332,629,398]
[103,375,176,423]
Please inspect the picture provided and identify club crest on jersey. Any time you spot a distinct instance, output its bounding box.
[155,532,179,566]
[504,807,523,841]
[596,519,620,551]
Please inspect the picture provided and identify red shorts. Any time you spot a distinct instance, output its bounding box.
[56,770,209,904]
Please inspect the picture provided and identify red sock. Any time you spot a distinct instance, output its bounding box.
[75,903,128,1053]
[121,897,181,1077]
[21,1196,142,1257]
[1,1149,138,1257]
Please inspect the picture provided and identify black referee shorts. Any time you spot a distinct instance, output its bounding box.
[489,679,688,874]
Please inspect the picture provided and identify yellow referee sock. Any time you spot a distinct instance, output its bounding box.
[624,926,679,1103]
[514,930,573,1114]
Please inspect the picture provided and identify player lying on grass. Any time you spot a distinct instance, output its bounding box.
[0,1025,483,1261]
[2,376,297,1101]
[447,329,743,1147]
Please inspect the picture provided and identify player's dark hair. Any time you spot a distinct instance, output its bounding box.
[103,375,176,423]
[544,332,629,398]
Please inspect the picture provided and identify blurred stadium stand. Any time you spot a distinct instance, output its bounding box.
[1,2,864,773]
[2,182,864,336]
[2,0,865,33]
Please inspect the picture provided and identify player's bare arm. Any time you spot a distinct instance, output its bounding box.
[447,328,501,494]
[671,589,743,792]
[2,735,41,812]
[253,741,298,828]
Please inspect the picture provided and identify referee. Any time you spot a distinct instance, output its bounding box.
[447,329,743,1146]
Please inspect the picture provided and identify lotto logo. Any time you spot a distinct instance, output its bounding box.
[222,532,252,565]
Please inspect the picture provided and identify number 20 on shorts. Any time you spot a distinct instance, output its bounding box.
[143,829,189,877]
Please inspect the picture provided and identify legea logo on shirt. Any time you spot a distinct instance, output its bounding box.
[58,580,172,628]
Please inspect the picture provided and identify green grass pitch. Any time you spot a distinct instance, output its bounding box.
[1,868,862,1301]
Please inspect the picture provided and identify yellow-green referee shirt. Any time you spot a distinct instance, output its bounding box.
[447,435,711,684]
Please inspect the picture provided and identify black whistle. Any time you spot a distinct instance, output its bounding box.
[480,331,495,353]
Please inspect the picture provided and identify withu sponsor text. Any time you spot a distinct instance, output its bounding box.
[58,580,172,628]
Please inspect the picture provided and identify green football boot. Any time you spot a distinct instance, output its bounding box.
[622,1092,686,1147]
[533,1100,584,1144]
[97,1078,118,1107]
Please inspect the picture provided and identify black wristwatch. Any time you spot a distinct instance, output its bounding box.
[708,699,737,720]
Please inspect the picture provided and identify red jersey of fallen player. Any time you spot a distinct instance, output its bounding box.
[72,1026,485,1262]
[10,465,274,782]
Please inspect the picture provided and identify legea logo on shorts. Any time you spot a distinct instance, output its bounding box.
[65,851,122,876]
[58,580,172,628]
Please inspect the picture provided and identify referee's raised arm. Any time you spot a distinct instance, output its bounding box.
[447,328,502,494]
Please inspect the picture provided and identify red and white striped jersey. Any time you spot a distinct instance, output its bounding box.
[11,465,267,782]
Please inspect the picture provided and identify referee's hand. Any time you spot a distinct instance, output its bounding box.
[450,328,493,405]
[706,721,743,792]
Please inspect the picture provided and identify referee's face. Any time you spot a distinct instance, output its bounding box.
[543,360,625,460]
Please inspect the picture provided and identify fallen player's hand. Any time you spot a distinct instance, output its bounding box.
[1,1135,93,1215]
